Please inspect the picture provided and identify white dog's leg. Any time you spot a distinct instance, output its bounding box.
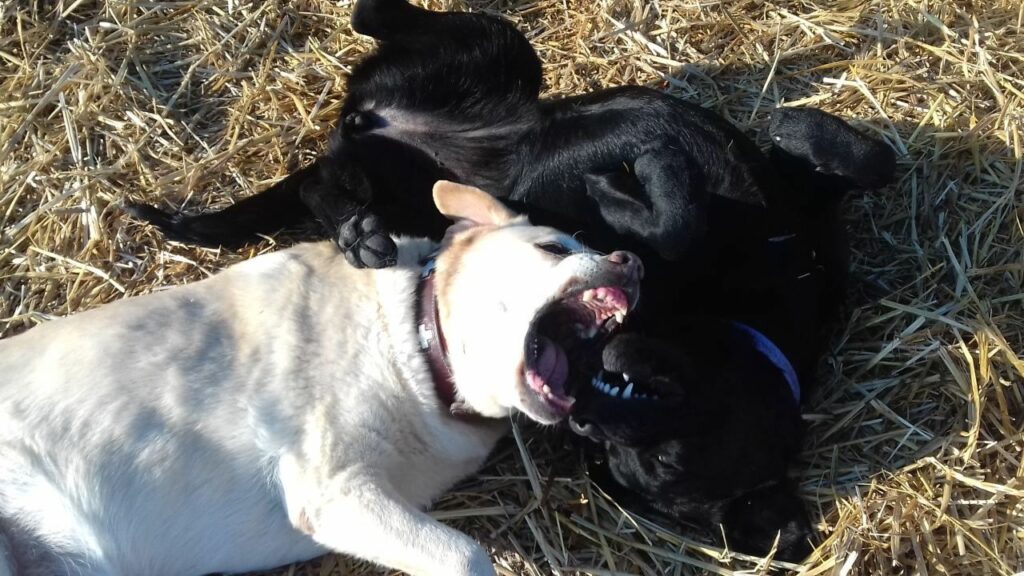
[285,474,495,576]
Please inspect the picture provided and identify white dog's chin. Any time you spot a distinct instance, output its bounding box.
[517,285,633,424]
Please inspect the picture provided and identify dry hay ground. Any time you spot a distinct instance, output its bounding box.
[1,0,1022,574]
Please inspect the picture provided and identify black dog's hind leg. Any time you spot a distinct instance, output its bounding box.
[584,145,707,262]
[346,0,542,114]
[124,162,320,247]
[351,0,424,39]
[768,107,897,195]
[766,108,897,331]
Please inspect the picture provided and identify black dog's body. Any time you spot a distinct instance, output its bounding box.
[128,0,896,562]
[129,0,786,320]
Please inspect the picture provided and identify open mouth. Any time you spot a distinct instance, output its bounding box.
[586,369,661,401]
[569,368,673,440]
[523,286,632,418]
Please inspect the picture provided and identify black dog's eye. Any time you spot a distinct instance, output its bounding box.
[654,452,682,471]
[536,242,572,257]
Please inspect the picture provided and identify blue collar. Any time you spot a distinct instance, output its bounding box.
[730,322,801,404]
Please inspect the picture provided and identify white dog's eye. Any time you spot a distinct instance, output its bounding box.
[536,242,572,257]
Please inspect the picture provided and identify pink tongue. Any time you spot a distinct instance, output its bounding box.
[532,336,569,394]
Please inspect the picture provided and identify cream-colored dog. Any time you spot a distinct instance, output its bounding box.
[0,181,642,576]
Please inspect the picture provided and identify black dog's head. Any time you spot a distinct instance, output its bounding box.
[569,330,813,562]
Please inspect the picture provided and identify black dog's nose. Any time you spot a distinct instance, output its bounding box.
[607,250,644,280]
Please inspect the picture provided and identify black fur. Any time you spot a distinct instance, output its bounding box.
[567,108,896,560]
[126,0,897,561]
[127,0,776,305]
[569,209,827,561]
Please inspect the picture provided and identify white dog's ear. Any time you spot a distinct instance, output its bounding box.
[432,181,521,227]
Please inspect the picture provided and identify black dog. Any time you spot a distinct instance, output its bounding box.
[127,0,896,561]
[568,108,896,561]
[126,0,891,320]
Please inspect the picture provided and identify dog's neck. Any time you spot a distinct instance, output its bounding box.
[416,257,498,422]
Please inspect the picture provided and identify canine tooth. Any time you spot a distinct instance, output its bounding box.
[542,385,551,394]
[622,382,633,399]
[582,290,594,302]
[610,386,620,397]
[614,310,626,324]
[622,373,630,382]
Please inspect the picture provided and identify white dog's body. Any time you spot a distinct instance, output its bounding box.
[0,183,642,576]
[1,239,501,575]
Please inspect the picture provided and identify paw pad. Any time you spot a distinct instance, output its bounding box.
[339,210,397,269]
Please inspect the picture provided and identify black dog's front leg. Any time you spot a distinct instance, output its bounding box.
[298,159,397,269]
[125,161,320,247]
[584,145,707,262]
[127,144,398,268]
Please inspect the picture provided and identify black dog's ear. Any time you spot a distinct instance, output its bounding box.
[718,481,813,563]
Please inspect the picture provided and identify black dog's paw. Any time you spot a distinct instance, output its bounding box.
[769,107,897,189]
[338,210,397,269]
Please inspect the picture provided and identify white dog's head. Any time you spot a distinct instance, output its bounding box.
[430,181,643,425]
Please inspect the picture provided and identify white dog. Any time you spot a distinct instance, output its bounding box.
[0,181,642,576]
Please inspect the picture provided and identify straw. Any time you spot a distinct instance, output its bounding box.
[2,0,1021,574]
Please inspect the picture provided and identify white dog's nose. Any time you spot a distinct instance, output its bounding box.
[607,250,644,280]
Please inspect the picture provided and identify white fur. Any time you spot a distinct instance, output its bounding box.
[0,210,626,576]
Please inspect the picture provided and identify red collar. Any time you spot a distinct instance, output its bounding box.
[416,258,499,422]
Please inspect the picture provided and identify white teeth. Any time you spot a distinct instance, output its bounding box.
[622,373,630,382]
[610,386,620,397]
[622,382,633,399]
[614,310,626,324]
[542,385,551,394]
[591,378,600,389]
[582,291,594,302]
[602,382,611,394]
